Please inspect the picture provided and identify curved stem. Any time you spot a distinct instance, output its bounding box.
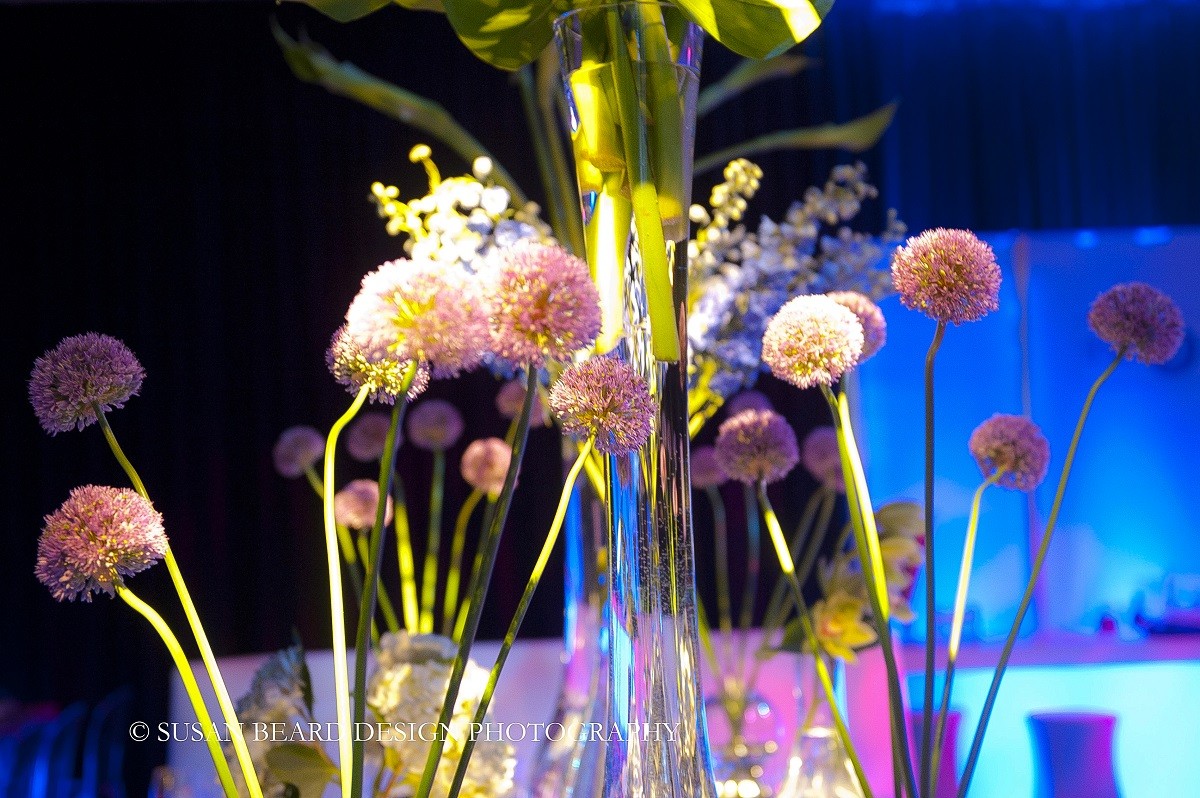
[920,321,946,796]
[419,448,446,634]
[117,585,238,798]
[705,485,735,673]
[957,352,1124,798]
[736,482,762,680]
[444,488,484,636]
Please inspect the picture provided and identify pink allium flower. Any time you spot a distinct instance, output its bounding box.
[714,409,800,485]
[495,378,550,428]
[343,258,491,378]
[891,228,1001,324]
[334,479,394,529]
[272,425,325,478]
[548,357,654,456]
[1087,282,1185,365]
[35,485,167,602]
[968,413,1051,492]
[826,290,887,362]
[347,412,393,463]
[725,389,774,416]
[485,241,601,367]
[762,295,864,390]
[460,437,512,496]
[802,426,845,493]
[407,399,465,451]
[29,333,146,435]
[690,445,728,490]
[326,325,429,404]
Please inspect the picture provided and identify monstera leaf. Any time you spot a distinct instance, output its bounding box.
[282,0,442,24]
[674,0,835,59]
[440,0,574,71]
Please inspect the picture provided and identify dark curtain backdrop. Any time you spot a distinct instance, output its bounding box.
[2,0,1197,792]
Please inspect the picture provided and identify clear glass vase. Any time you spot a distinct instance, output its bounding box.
[553,5,715,798]
[775,654,865,798]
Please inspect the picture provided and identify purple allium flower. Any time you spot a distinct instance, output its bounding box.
[548,357,654,456]
[968,413,1051,492]
[725,389,774,416]
[35,485,167,602]
[272,425,325,478]
[713,409,800,485]
[484,241,601,367]
[1087,282,1185,365]
[690,445,728,490]
[343,258,491,378]
[802,425,845,493]
[826,290,887,362]
[890,228,1001,324]
[347,412,393,463]
[495,378,550,428]
[334,479,394,529]
[29,333,146,435]
[460,437,512,496]
[407,399,465,451]
[326,325,429,405]
[761,295,864,390]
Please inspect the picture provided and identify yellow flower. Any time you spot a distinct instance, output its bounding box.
[812,590,878,662]
[875,500,924,542]
[881,536,924,593]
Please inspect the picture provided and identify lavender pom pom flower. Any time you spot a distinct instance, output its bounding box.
[690,445,728,490]
[725,389,774,416]
[826,290,887,363]
[461,438,512,496]
[326,325,429,404]
[548,357,654,456]
[802,425,845,493]
[495,378,550,428]
[35,485,167,602]
[485,241,602,367]
[273,425,325,478]
[1087,282,1185,365]
[407,399,465,452]
[714,409,800,485]
[29,332,146,435]
[891,228,1001,325]
[762,295,864,390]
[968,414,1051,492]
[346,412,393,463]
[334,479,394,529]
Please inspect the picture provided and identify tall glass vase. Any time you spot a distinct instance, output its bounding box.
[553,5,716,798]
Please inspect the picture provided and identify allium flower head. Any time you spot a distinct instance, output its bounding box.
[407,399,465,451]
[826,290,887,362]
[35,485,167,602]
[891,228,1001,324]
[802,426,845,493]
[460,438,512,496]
[690,445,728,490]
[326,325,429,404]
[714,409,800,485]
[343,258,491,378]
[272,425,325,478]
[968,413,1051,492]
[495,378,550,428]
[334,479,394,529]
[346,412,394,462]
[1087,281,1185,365]
[762,295,864,390]
[485,241,601,367]
[725,389,773,416]
[548,357,654,456]
[29,333,146,435]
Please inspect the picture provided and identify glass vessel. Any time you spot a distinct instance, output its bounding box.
[776,654,865,798]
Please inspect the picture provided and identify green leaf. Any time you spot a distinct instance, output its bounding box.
[440,0,572,71]
[674,0,834,60]
[697,52,815,118]
[278,0,443,23]
[266,743,338,798]
[776,617,813,655]
[694,100,898,175]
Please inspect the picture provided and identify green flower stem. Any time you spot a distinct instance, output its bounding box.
[351,388,411,798]
[581,445,608,503]
[393,469,420,634]
[929,471,1002,793]
[117,584,239,798]
[419,448,446,634]
[705,485,735,670]
[95,410,261,798]
[585,177,634,354]
[322,386,369,796]
[920,320,946,796]
[414,368,537,798]
[446,435,596,798]
[757,485,874,798]
[444,488,484,636]
[823,386,918,798]
[736,482,763,680]
[957,351,1124,798]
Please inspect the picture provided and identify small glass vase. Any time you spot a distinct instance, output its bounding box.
[705,685,785,798]
[776,654,865,798]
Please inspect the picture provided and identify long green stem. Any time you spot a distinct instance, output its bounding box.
[705,485,735,671]
[736,482,762,680]
[758,485,874,798]
[446,436,595,797]
[117,585,238,798]
[419,448,446,633]
[444,489,484,636]
[414,368,537,798]
[96,411,261,798]
[920,321,946,796]
[957,351,1123,798]
[393,472,419,634]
